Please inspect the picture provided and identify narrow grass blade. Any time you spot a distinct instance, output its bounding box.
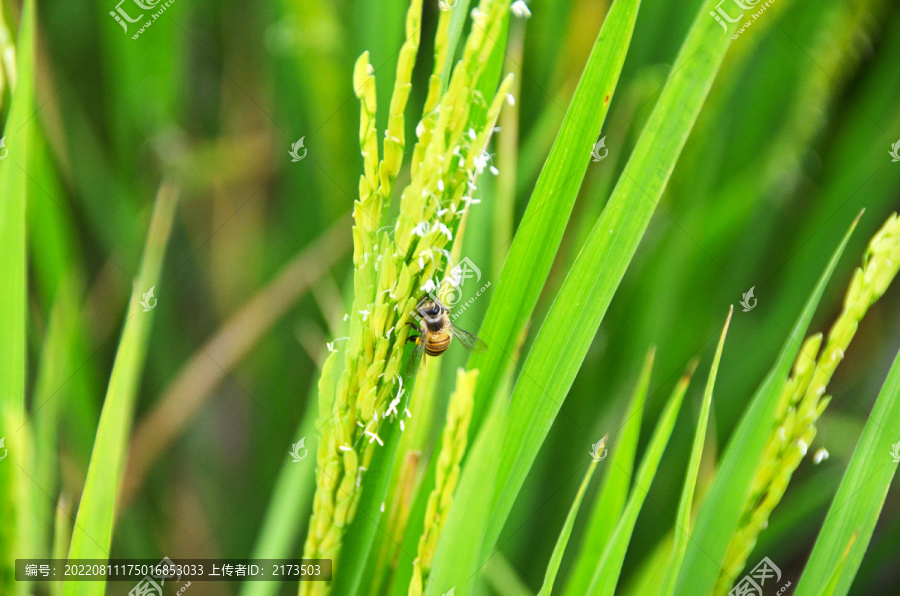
[537,436,606,596]
[239,368,324,596]
[63,183,179,596]
[563,348,655,596]
[794,345,900,596]
[0,0,35,590]
[30,281,81,559]
[440,0,474,88]
[661,306,732,595]
[467,0,642,431]
[673,214,860,595]
[51,496,73,596]
[587,366,694,595]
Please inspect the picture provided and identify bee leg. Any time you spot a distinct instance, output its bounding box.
[406,334,420,344]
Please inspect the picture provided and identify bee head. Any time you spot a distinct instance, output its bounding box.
[416,297,446,325]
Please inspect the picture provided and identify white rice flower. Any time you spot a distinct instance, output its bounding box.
[435,222,453,240]
[813,448,829,464]
[511,1,531,18]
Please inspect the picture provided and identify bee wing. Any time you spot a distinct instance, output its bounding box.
[447,323,488,353]
[405,337,426,378]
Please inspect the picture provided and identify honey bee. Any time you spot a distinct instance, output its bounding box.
[406,296,487,376]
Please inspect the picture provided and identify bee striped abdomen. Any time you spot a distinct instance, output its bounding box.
[424,330,451,356]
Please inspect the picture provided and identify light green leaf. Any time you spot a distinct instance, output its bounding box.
[466,0,642,431]
[480,0,737,560]
[662,306,732,595]
[63,183,179,596]
[0,0,35,590]
[440,0,474,89]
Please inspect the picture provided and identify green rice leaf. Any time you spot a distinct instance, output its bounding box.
[537,436,605,596]
[480,0,736,559]
[0,0,35,589]
[794,345,900,596]
[587,365,694,595]
[466,0,642,431]
[440,0,474,88]
[819,533,857,596]
[662,307,732,595]
[672,213,861,595]
[63,183,179,596]
[563,348,655,596]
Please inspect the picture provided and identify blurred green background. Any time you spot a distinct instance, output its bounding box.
[6,0,900,593]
